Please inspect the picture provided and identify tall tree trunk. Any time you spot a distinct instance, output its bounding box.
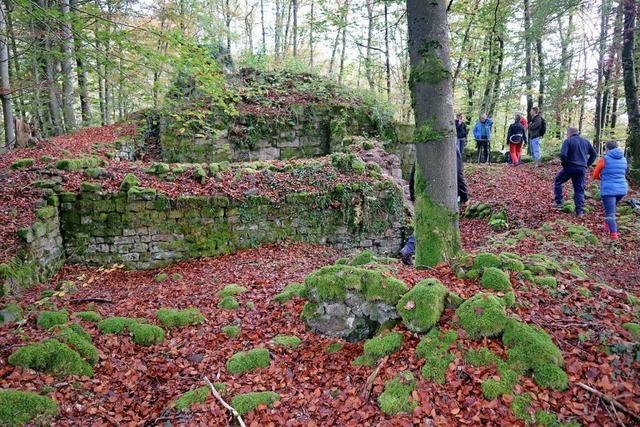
[4,2,24,117]
[0,0,15,149]
[384,2,391,100]
[260,0,266,50]
[406,0,459,266]
[244,2,255,53]
[338,1,349,84]
[308,0,314,66]
[622,0,640,171]
[61,0,77,131]
[365,0,374,89]
[524,0,533,121]
[452,0,481,92]
[578,40,588,133]
[283,0,291,59]
[594,0,611,152]
[535,37,544,109]
[292,0,298,57]
[225,0,232,55]
[274,0,282,63]
[40,0,63,135]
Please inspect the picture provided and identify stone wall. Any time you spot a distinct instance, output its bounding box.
[0,200,65,296]
[58,181,409,269]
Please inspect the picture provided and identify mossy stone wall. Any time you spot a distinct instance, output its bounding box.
[58,182,408,269]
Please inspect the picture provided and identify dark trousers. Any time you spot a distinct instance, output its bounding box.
[457,145,469,203]
[476,140,489,163]
[602,195,624,233]
[554,166,586,214]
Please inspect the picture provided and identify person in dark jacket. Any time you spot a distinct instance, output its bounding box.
[506,113,527,166]
[554,127,597,217]
[455,113,468,159]
[592,140,628,240]
[529,107,544,163]
[400,145,469,266]
[473,113,493,163]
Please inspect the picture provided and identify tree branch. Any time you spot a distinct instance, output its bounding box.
[576,382,640,423]
[203,376,246,427]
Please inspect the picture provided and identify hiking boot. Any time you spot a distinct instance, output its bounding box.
[611,232,619,241]
[576,212,585,218]
[399,251,413,267]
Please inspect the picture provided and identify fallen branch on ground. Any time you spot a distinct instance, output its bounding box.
[69,297,113,304]
[577,382,639,422]
[361,356,389,401]
[204,375,246,427]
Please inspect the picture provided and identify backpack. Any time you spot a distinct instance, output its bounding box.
[539,117,547,137]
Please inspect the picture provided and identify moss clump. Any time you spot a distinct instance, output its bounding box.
[272,335,302,348]
[622,322,640,340]
[464,347,500,367]
[171,273,183,281]
[377,371,417,415]
[119,173,139,191]
[533,363,568,391]
[481,364,518,399]
[193,166,207,183]
[37,310,68,330]
[472,253,502,270]
[226,348,270,375]
[231,391,280,415]
[172,386,210,411]
[97,316,137,334]
[55,156,100,171]
[304,265,407,306]
[396,278,448,332]
[154,273,168,282]
[75,311,102,322]
[55,325,98,365]
[0,390,59,426]
[456,293,508,339]
[502,291,516,308]
[511,394,533,423]
[480,268,512,292]
[10,158,35,170]
[80,181,101,193]
[221,325,241,338]
[274,283,305,303]
[218,296,240,310]
[36,206,56,220]
[326,342,343,353]
[535,276,558,289]
[68,323,92,342]
[577,287,592,298]
[535,410,558,426]
[416,328,457,384]
[145,162,171,175]
[500,253,525,272]
[156,308,205,328]
[84,167,108,178]
[8,339,93,377]
[0,303,23,325]
[356,332,404,366]
[217,284,247,298]
[351,250,376,266]
[566,225,598,246]
[129,323,165,346]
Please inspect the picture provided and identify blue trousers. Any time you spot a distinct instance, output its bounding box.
[401,235,415,256]
[554,166,586,214]
[531,137,542,161]
[602,195,624,233]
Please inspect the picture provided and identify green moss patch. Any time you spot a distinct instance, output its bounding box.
[511,393,533,423]
[326,342,344,353]
[415,328,457,384]
[304,265,407,305]
[217,284,247,298]
[156,308,205,328]
[480,268,512,292]
[577,287,592,298]
[154,273,168,282]
[8,339,93,377]
[533,363,568,390]
[231,391,280,415]
[119,173,140,191]
[10,158,35,170]
[534,276,558,289]
[75,311,102,322]
[355,332,403,366]
[481,363,518,399]
[172,386,210,412]
[36,206,56,220]
[221,325,241,338]
[226,348,271,375]
[97,317,137,334]
[350,250,376,266]
[456,293,508,339]
[272,335,302,348]
[274,283,305,303]
[0,390,59,426]
[129,323,165,346]
[396,278,448,332]
[622,322,640,340]
[55,156,101,171]
[37,310,68,330]
[464,347,500,367]
[377,371,417,415]
[566,225,598,246]
[55,324,98,365]
[218,296,240,310]
[472,253,502,270]
[0,303,23,325]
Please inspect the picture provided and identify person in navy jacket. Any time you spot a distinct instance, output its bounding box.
[472,113,493,164]
[592,140,629,240]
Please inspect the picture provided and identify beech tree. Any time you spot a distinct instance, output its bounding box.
[622,0,640,176]
[406,0,459,267]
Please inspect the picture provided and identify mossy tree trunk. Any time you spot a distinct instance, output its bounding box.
[622,0,640,180]
[406,0,460,267]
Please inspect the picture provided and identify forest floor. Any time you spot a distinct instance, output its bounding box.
[1,132,639,425]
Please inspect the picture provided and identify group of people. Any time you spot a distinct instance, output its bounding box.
[400,110,629,265]
[454,107,546,165]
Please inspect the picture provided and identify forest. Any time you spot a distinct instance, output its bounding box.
[0,0,639,425]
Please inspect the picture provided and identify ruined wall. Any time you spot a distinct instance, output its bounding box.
[58,181,409,269]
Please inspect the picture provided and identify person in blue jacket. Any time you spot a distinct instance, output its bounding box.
[473,113,493,163]
[592,140,629,240]
[554,127,597,217]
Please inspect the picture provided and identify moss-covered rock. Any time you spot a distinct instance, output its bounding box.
[119,173,140,191]
[480,268,512,292]
[129,323,165,346]
[0,303,23,325]
[8,339,93,377]
[274,283,305,303]
[55,156,101,171]
[221,325,241,338]
[533,363,568,391]
[145,162,171,175]
[0,390,59,426]
[37,310,68,330]
[218,296,240,310]
[226,348,270,374]
[510,394,533,423]
[231,391,280,415]
[10,158,35,170]
[350,250,376,266]
[36,206,56,220]
[456,293,508,339]
[377,371,417,415]
[55,324,98,365]
[396,278,448,332]
[472,253,502,270]
[464,347,500,367]
[217,284,247,298]
[325,342,344,353]
[75,311,102,322]
[481,363,518,399]
[622,322,640,340]
[415,328,457,384]
[272,335,302,348]
[172,386,210,412]
[156,308,205,328]
[97,316,137,334]
[534,276,558,289]
[355,331,403,366]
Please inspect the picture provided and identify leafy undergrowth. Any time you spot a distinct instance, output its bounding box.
[1,242,638,425]
[463,161,640,292]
